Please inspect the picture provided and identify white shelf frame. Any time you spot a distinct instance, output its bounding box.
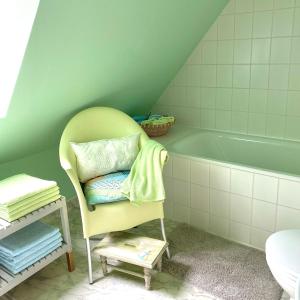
[0,197,73,296]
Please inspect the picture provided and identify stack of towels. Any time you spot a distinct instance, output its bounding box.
[140,114,175,126]
[0,221,63,274]
[0,174,61,222]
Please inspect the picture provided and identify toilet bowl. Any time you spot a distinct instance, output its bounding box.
[266,230,300,300]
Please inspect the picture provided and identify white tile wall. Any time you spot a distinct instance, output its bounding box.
[191,161,209,186]
[276,205,300,230]
[210,189,230,218]
[190,209,209,231]
[230,169,253,197]
[230,222,251,244]
[230,193,252,225]
[163,153,300,251]
[252,199,276,231]
[173,179,190,206]
[250,227,272,250]
[278,179,300,209]
[172,156,190,181]
[210,215,229,237]
[153,0,300,143]
[210,164,230,191]
[253,174,278,203]
[191,184,209,212]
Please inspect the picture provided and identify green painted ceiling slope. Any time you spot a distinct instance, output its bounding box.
[0,0,228,163]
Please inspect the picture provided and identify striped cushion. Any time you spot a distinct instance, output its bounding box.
[84,171,129,205]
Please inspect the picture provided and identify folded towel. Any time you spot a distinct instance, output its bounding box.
[0,186,59,210]
[0,221,60,256]
[0,237,62,269]
[0,231,62,261]
[0,194,61,222]
[0,174,57,206]
[1,240,62,274]
[121,140,167,203]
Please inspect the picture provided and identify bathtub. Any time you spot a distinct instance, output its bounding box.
[160,127,300,251]
[167,130,300,177]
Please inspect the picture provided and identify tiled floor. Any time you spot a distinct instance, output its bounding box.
[2,202,284,300]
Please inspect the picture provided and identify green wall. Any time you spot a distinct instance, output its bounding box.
[0,146,74,198]
[0,0,227,197]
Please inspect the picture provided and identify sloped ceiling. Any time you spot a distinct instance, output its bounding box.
[0,0,228,163]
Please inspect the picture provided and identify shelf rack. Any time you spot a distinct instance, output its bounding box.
[0,197,74,296]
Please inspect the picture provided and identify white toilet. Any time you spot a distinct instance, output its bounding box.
[266,230,300,300]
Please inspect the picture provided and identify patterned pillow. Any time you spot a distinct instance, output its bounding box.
[84,171,129,205]
[70,134,139,183]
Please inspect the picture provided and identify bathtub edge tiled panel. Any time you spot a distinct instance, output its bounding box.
[164,153,300,251]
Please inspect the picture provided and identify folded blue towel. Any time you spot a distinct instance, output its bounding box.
[0,238,62,270]
[0,232,62,262]
[1,240,63,274]
[0,221,59,256]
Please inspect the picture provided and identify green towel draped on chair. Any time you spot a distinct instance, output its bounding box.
[122,140,167,204]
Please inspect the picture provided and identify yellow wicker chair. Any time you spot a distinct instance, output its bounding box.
[59,107,170,283]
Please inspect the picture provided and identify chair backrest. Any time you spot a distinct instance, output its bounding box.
[59,106,148,172]
[59,107,148,224]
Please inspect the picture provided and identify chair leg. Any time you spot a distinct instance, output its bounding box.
[86,238,93,284]
[160,219,171,259]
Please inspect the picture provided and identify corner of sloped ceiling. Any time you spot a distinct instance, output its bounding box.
[0,0,228,164]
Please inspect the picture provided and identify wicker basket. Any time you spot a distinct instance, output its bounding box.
[141,120,174,137]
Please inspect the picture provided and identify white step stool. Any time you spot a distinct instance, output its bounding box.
[93,232,168,290]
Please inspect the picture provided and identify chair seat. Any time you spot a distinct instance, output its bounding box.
[84,171,129,205]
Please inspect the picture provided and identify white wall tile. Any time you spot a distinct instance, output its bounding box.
[173,179,190,206]
[173,204,189,224]
[191,184,209,212]
[235,13,253,39]
[253,174,278,203]
[164,177,174,200]
[172,156,190,181]
[163,156,172,177]
[272,9,294,37]
[235,0,254,13]
[210,164,230,191]
[277,206,300,230]
[163,179,174,219]
[230,222,251,244]
[231,169,253,197]
[218,15,235,40]
[254,0,274,11]
[190,210,209,231]
[251,228,272,250]
[252,200,276,231]
[278,179,300,209]
[190,161,209,186]
[209,215,229,238]
[210,189,230,218]
[221,0,235,15]
[230,193,252,225]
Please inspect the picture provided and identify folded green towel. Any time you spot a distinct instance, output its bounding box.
[0,174,57,206]
[0,194,61,222]
[0,187,59,211]
[121,140,167,204]
[141,116,175,126]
